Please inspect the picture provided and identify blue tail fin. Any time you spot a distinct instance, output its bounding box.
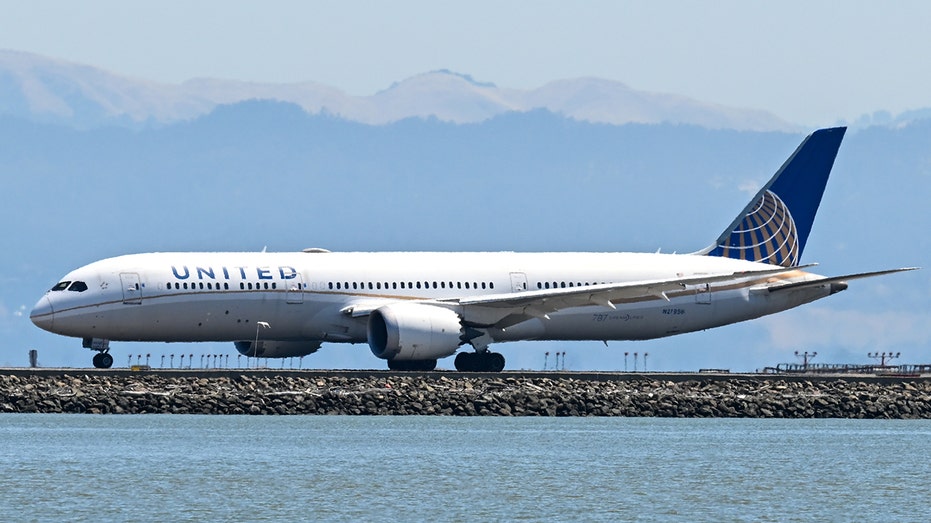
[702,127,847,266]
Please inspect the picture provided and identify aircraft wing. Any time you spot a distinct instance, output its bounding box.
[437,265,808,327]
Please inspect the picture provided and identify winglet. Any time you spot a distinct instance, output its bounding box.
[700,127,847,267]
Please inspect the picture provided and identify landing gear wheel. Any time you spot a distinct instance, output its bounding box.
[489,352,505,372]
[454,352,475,371]
[92,352,114,369]
[455,351,506,372]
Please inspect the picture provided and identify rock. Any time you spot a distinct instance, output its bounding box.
[2,372,930,417]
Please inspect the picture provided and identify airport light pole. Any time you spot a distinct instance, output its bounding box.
[794,351,817,371]
[868,351,900,367]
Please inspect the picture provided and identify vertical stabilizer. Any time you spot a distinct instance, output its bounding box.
[702,127,846,266]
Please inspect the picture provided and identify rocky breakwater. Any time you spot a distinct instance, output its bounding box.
[2,373,930,418]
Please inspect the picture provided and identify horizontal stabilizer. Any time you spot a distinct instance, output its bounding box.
[768,267,919,293]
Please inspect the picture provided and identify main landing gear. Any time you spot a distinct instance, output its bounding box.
[454,351,505,372]
[92,351,114,369]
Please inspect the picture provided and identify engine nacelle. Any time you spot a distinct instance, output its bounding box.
[367,303,463,361]
[234,340,322,358]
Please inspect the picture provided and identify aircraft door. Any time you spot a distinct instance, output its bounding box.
[120,273,142,305]
[510,272,529,292]
[286,273,304,304]
[696,283,711,305]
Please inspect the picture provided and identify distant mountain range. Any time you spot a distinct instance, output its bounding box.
[0,49,797,131]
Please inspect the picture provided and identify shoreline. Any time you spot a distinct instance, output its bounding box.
[3,371,930,417]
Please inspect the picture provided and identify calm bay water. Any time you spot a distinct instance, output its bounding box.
[1,415,929,522]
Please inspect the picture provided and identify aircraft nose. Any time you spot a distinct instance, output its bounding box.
[30,296,55,332]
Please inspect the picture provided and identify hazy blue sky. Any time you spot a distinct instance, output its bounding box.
[2,1,929,126]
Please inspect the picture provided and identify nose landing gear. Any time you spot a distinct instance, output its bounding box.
[83,338,114,369]
[91,352,114,369]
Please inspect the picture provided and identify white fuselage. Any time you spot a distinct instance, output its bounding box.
[31,251,831,349]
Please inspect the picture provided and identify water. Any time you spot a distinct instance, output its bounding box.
[1,416,929,522]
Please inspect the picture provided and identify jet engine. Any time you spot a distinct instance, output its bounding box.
[234,340,322,358]
[367,303,463,361]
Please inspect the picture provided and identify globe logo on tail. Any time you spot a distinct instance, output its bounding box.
[713,190,799,267]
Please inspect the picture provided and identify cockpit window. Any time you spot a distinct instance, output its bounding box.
[68,281,88,292]
[51,281,71,291]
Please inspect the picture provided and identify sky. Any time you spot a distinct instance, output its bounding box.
[2,1,930,127]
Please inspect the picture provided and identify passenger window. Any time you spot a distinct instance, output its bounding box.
[176,283,181,290]
[489,282,494,289]
[51,281,71,291]
[68,281,88,292]
[224,283,229,290]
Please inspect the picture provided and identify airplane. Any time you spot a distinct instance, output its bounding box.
[30,126,915,371]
